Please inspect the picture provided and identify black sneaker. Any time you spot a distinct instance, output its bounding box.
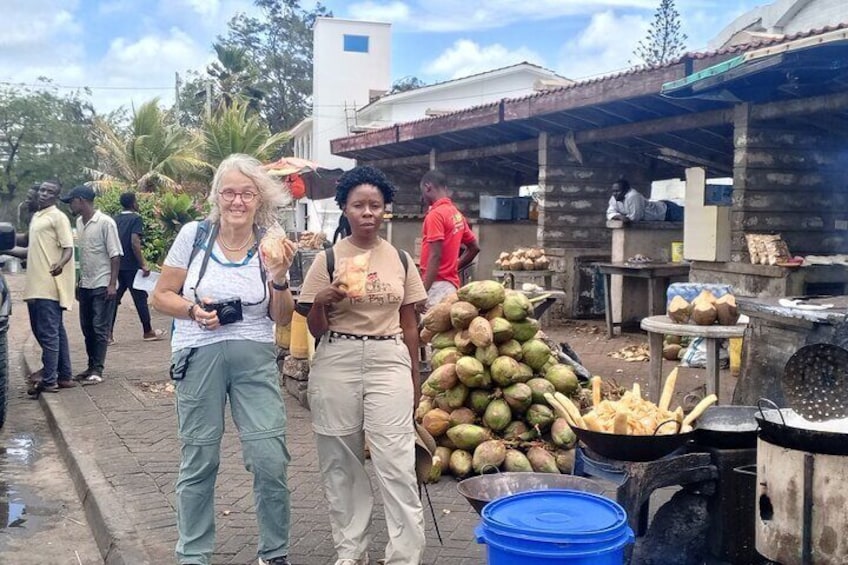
[72,369,92,382]
[258,557,291,565]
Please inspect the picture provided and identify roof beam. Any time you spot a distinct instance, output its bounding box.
[362,137,539,169]
[572,108,733,143]
[750,91,848,120]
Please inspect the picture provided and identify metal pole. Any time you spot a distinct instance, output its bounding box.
[205,81,212,120]
[174,72,181,115]
[802,453,814,565]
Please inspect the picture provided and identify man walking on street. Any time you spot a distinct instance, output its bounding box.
[61,186,123,385]
[419,170,479,308]
[109,192,164,343]
[16,180,77,392]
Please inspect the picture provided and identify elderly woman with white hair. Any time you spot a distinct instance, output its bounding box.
[152,154,297,565]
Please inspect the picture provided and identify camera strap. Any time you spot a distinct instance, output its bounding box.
[195,222,267,295]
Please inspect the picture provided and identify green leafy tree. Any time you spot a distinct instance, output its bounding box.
[200,99,290,168]
[390,76,426,94]
[89,98,206,193]
[0,84,96,220]
[219,0,332,133]
[177,43,267,127]
[633,0,687,66]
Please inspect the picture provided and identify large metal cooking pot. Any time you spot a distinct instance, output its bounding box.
[756,403,848,456]
[694,405,759,449]
[571,422,692,462]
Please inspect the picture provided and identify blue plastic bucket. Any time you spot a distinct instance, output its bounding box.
[475,489,634,565]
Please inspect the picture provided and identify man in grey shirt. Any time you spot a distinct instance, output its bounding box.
[61,185,123,384]
[606,178,684,222]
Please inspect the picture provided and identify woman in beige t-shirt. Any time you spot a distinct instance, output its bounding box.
[297,166,427,565]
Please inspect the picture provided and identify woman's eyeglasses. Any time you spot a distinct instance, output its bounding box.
[220,189,258,203]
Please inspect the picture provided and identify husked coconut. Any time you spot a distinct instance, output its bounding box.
[691,300,718,325]
[667,295,691,323]
[715,293,740,325]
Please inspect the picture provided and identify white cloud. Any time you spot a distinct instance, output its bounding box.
[345,0,657,32]
[182,0,221,17]
[347,1,411,24]
[424,39,544,79]
[92,28,213,110]
[557,10,648,80]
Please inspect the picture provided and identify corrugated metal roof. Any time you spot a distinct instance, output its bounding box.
[337,22,848,142]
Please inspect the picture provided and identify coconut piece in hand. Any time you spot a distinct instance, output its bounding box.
[259,225,296,278]
[337,251,371,298]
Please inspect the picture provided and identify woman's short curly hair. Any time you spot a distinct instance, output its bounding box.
[335,165,396,209]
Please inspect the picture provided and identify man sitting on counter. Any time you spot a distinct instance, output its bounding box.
[606,178,684,223]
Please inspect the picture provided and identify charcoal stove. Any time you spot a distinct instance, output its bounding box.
[573,446,717,536]
[751,343,848,565]
[574,441,759,564]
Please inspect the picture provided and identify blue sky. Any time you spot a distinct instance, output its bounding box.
[0,0,765,112]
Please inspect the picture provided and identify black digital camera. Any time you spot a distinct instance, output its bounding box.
[202,297,243,325]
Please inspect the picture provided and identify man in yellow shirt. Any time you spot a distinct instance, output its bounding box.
[16,180,77,392]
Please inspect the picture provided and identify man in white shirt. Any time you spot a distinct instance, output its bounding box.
[61,185,123,384]
[606,179,684,223]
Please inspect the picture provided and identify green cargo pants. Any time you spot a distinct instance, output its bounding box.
[172,340,290,565]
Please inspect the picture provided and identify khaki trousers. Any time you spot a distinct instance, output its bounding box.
[308,335,425,564]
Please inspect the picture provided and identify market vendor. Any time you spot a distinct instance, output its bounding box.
[419,170,480,308]
[606,178,684,223]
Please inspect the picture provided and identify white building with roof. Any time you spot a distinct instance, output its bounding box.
[288,19,569,235]
[352,62,571,132]
[708,0,848,49]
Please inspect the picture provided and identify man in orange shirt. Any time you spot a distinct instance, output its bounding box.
[419,170,479,309]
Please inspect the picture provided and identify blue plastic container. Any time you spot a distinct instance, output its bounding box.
[475,489,634,565]
[480,195,514,221]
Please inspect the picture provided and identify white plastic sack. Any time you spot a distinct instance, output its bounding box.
[680,337,729,369]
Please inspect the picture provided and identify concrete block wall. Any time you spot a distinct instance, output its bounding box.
[539,141,652,317]
[733,112,848,262]
[382,161,519,217]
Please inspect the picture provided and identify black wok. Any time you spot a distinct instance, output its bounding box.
[571,424,693,462]
[456,472,607,515]
[756,408,848,456]
[694,406,759,449]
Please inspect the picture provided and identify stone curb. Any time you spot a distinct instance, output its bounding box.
[39,390,156,565]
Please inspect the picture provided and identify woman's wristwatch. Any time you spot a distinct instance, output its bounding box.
[186,302,197,320]
[271,279,289,291]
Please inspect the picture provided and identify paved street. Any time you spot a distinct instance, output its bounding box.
[2,271,736,564]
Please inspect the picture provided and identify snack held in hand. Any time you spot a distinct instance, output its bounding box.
[259,225,292,264]
[337,251,371,298]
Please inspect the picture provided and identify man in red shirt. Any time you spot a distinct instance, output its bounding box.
[419,170,479,308]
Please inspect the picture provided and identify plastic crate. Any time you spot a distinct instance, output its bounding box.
[480,195,513,221]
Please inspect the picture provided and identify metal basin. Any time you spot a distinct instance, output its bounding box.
[456,472,607,515]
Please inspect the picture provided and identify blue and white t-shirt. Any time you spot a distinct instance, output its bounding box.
[164,221,273,352]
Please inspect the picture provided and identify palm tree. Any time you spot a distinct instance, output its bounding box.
[199,99,289,168]
[207,43,266,114]
[89,98,206,192]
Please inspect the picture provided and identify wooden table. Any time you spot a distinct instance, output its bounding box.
[594,262,690,338]
[640,315,748,404]
[492,269,554,290]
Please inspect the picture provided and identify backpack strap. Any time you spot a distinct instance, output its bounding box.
[188,219,211,268]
